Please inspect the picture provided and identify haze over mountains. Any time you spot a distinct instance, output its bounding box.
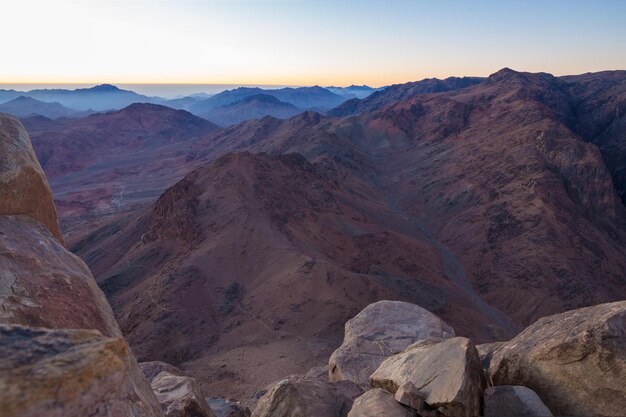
[0,83,375,126]
[12,68,625,404]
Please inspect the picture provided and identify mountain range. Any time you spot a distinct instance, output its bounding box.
[22,68,626,401]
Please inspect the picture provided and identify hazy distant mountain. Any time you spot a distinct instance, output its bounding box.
[0,89,23,104]
[188,85,347,115]
[326,85,383,99]
[23,84,160,111]
[163,96,202,110]
[329,76,484,116]
[0,96,83,119]
[200,94,302,126]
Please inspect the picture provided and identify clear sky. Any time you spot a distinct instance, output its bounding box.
[2,0,626,87]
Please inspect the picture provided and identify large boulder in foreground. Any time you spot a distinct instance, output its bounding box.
[251,376,352,417]
[483,386,553,417]
[347,388,416,417]
[0,215,120,335]
[0,113,62,241]
[0,324,160,417]
[369,337,484,417]
[150,371,217,417]
[488,301,626,417]
[329,300,455,388]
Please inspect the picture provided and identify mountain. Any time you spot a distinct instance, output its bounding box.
[3,84,159,111]
[188,86,347,116]
[65,69,626,403]
[201,94,302,126]
[0,95,83,119]
[74,151,515,400]
[24,103,219,239]
[328,76,484,116]
[326,85,382,99]
[561,70,626,205]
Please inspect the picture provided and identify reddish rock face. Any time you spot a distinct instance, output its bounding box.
[23,103,219,241]
[75,152,513,401]
[0,113,62,241]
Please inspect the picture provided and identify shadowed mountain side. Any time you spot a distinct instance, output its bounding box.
[73,151,516,401]
[188,86,347,115]
[329,76,484,117]
[0,96,83,119]
[201,94,303,127]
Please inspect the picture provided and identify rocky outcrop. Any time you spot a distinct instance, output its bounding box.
[0,113,162,416]
[329,300,455,388]
[347,388,416,417]
[0,215,120,335]
[488,301,626,416]
[476,342,505,371]
[0,324,159,417]
[251,376,352,417]
[369,337,484,417]
[150,371,217,417]
[0,113,62,241]
[141,361,191,382]
[483,386,553,417]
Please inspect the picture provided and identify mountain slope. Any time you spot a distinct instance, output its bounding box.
[74,151,515,400]
[329,76,484,116]
[25,103,220,238]
[188,86,347,115]
[0,96,82,118]
[201,94,302,126]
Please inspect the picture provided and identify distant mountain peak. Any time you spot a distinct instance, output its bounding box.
[89,84,122,92]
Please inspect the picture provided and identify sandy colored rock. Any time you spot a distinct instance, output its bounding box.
[488,301,626,417]
[151,371,217,417]
[0,215,121,335]
[476,342,505,371]
[484,386,553,417]
[347,388,416,417]
[0,324,160,417]
[369,337,484,417]
[394,381,437,417]
[251,376,352,417]
[329,300,455,388]
[0,113,62,241]
[141,361,190,382]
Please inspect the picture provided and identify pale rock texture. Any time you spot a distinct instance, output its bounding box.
[150,371,217,417]
[347,388,416,417]
[329,300,455,388]
[369,337,484,417]
[488,301,626,417]
[0,324,158,417]
[0,113,62,241]
[251,376,352,417]
[483,386,553,417]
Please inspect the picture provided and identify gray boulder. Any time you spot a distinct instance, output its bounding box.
[369,337,484,417]
[484,386,553,417]
[151,371,217,417]
[329,300,455,388]
[488,301,626,417]
[251,376,352,417]
[347,388,416,417]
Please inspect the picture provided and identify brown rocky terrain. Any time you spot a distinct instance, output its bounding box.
[21,103,218,240]
[60,69,626,403]
[74,151,514,401]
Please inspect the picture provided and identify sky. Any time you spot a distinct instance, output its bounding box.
[2,0,626,87]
